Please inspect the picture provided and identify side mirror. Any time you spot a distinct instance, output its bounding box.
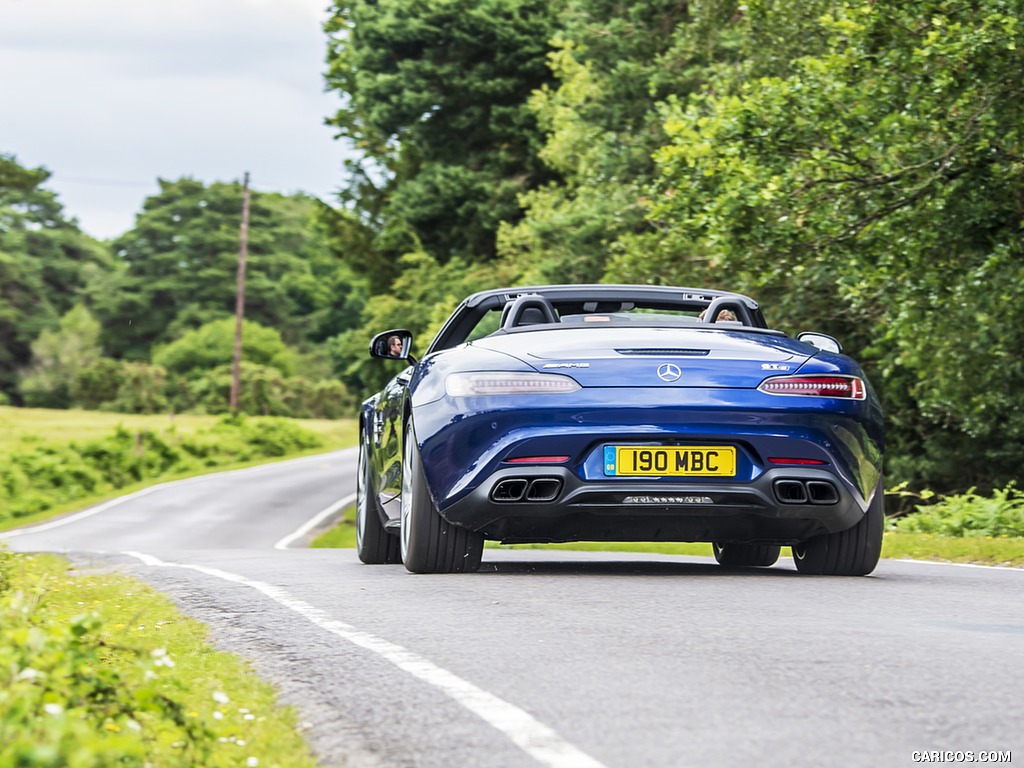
[797,332,842,354]
[370,329,413,360]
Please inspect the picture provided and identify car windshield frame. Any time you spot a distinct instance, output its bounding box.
[426,284,772,354]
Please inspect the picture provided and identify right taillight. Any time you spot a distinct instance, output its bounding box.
[758,375,866,400]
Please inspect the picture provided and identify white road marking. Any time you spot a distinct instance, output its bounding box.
[0,450,356,540]
[274,493,356,550]
[123,551,608,768]
[895,558,1024,572]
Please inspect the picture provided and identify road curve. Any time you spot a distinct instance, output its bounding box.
[3,451,1022,768]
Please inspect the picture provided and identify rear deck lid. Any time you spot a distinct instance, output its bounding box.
[471,327,813,388]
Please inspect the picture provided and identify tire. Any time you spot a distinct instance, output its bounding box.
[792,478,885,576]
[356,436,400,564]
[713,542,781,567]
[400,422,484,574]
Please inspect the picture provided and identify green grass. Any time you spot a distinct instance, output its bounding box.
[0,552,320,767]
[880,531,1024,567]
[309,509,357,548]
[0,405,356,454]
[0,406,361,764]
[310,505,1024,568]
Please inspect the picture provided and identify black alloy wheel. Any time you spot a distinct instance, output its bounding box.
[712,542,782,567]
[792,477,885,576]
[356,436,400,564]
[400,421,484,574]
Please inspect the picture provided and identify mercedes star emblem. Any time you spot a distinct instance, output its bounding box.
[657,363,682,382]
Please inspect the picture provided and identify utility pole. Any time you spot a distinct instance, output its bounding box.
[230,171,251,412]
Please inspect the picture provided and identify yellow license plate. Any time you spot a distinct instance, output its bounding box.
[604,446,736,477]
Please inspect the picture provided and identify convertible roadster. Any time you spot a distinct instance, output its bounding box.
[356,284,884,575]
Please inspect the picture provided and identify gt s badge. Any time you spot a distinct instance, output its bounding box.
[761,363,792,371]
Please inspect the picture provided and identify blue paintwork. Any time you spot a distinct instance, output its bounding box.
[361,285,884,544]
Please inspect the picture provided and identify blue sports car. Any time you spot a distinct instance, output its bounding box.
[357,284,885,575]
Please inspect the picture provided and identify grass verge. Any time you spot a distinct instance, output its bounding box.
[0,550,319,767]
[0,406,355,451]
[880,531,1024,567]
[310,505,1024,567]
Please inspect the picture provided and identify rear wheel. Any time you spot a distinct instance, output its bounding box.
[356,437,400,564]
[400,422,484,574]
[712,542,781,567]
[793,478,885,576]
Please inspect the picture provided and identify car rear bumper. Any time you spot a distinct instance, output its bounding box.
[440,466,869,545]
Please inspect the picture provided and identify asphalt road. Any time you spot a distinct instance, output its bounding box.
[3,449,1022,768]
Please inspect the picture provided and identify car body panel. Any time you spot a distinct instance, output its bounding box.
[360,284,884,548]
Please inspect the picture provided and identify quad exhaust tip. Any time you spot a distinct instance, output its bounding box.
[773,479,839,505]
[491,477,563,503]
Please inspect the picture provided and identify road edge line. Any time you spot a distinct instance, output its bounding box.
[274,493,356,550]
[121,551,608,768]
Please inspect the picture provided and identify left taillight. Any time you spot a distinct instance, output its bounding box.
[445,372,581,397]
[758,375,866,400]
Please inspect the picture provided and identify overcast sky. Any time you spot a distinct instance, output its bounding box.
[0,0,352,240]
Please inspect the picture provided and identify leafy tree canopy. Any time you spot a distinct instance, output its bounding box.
[92,178,353,361]
[19,305,104,409]
[324,0,562,266]
[496,0,745,285]
[634,0,1024,490]
[0,154,113,402]
[153,318,297,379]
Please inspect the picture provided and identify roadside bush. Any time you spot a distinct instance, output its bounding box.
[1,447,104,518]
[106,362,169,414]
[153,318,296,378]
[210,413,323,458]
[892,484,1024,538]
[75,427,195,487]
[69,359,122,410]
[170,362,353,419]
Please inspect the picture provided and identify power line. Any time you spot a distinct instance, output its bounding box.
[51,173,335,197]
[51,175,155,188]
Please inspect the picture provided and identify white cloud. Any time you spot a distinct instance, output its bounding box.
[0,0,350,239]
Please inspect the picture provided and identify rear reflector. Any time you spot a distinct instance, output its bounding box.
[768,457,828,466]
[758,375,866,400]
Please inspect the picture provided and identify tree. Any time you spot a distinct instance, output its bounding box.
[324,0,562,267]
[19,305,104,408]
[637,0,1024,491]
[494,0,751,285]
[0,154,114,403]
[93,178,350,361]
[153,318,297,379]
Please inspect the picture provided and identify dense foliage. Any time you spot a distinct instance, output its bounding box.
[0,164,359,418]
[892,484,1024,538]
[324,0,563,281]
[0,155,113,402]
[321,0,1024,495]
[4,0,1023,494]
[94,178,355,360]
